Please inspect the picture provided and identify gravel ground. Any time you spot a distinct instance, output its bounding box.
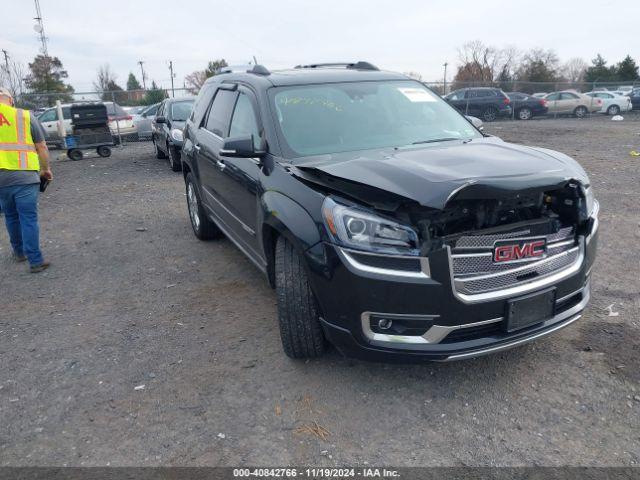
[1,114,639,467]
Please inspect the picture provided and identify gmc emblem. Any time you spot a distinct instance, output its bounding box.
[493,238,547,263]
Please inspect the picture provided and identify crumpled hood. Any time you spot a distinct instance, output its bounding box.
[293,137,589,210]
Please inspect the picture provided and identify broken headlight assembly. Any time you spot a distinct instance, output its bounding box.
[170,128,184,142]
[322,197,420,256]
[584,186,598,218]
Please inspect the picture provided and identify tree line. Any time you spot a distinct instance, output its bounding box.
[451,40,639,93]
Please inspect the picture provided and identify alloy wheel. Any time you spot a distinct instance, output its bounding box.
[187,183,200,231]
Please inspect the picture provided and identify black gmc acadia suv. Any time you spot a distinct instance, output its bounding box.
[181,62,598,362]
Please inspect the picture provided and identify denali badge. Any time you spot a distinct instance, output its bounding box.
[493,238,547,263]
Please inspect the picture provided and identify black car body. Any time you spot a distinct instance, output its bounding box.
[506,92,549,120]
[152,97,195,171]
[181,63,598,362]
[444,87,512,122]
[631,88,640,110]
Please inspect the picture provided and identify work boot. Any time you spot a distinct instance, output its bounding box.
[30,261,50,273]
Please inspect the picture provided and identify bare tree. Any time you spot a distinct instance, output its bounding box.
[562,57,588,84]
[0,55,26,100]
[453,41,519,88]
[184,70,207,93]
[93,64,118,93]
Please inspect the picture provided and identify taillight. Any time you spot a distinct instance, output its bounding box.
[503,97,510,105]
[124,115,132,121]
[539,99,547,107]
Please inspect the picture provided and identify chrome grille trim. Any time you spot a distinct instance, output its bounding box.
[454,226,574,249]
[455,246,580,294]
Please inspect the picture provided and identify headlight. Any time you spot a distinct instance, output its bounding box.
[322,197,420,256]
[584,186,598,218]
[170,129,184,142]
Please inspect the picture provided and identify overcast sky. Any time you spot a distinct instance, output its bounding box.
[2,0,638,92]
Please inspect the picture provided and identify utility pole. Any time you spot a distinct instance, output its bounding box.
[33,0,48,55]
[1,50,9,73]
[138,61,147,90]
[168,61,175,98]
[443,62,448,95]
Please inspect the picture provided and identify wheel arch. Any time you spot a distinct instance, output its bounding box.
[260,191,322,289]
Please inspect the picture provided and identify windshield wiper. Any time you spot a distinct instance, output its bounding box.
[411,137,459,145]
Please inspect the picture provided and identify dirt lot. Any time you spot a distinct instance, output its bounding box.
[1,114,639,467]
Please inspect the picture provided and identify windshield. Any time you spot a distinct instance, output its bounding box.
[170,101,194,121]
[271,80,481,157]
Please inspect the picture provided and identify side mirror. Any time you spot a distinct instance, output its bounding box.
[155,116,166,124]
[220,134,265,158]
[466,115,484,131]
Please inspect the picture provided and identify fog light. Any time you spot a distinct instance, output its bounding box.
[378,318,393,330]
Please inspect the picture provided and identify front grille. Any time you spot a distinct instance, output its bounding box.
[451,226,579,296]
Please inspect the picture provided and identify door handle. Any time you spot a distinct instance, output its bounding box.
[216,159,226,170]
[193,144,201,151]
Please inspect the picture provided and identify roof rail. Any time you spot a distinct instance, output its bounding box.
[294,61,379,71]
[216,64,271,76]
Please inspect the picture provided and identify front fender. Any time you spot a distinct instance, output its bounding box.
[261,190,321,253]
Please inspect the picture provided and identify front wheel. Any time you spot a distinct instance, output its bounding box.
[275,236,326,359]
[185,173,222,241]
[482,107,498,122]
[67,149,83,161]
[517,107,533,120]
[574,106,588,118]
[153,137,167,159]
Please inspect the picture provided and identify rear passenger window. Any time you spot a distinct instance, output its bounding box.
[229,93,260,148]
[204,89,237,137]
[62,107,71,120]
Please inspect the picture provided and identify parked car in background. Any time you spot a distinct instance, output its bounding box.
[506,92,548,120]
[543,91,601,117]
[444,87,511,122]
[123,105,146,115]
[152,97,194,171]
[37,102,137,147]
[616,86,634,94]
[37,105,71,148]
[630,88,640,110]
[585,91,632,115]
[132,102,160,140]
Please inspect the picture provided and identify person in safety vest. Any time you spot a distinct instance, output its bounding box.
[0,87,53,273]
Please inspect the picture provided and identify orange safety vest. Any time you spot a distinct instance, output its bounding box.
[0,103,40,171]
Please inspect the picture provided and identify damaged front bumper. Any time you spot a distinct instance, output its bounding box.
[305,214,598,362]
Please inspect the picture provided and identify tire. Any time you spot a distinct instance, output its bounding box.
[168,144,182,172]
[185,173,222,240]
[606,104,620,116]
[153,137,167,159]
[482,107,498,122]
[574,106,588,118]
[275,236,326,359]
[97,146,112,158]
[67,149,83,161]
[517,107,533,120]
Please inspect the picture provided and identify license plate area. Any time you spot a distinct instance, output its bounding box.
[505,288,556,333]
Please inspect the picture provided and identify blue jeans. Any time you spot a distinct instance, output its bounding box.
[0,183,44,266]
